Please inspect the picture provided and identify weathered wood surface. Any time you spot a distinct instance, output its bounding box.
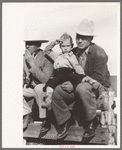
[100,91,117,145]
[110,76,117,97]
[24,123,109,145]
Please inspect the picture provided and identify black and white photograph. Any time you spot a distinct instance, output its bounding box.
[2,2,120,148]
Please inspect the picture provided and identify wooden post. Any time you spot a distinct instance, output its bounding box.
[100,90,117,145]
[108,91,116,145]
[108,91,114,125]
[101,111,106,127]
[100,91,109,127]
[101,111,108,128]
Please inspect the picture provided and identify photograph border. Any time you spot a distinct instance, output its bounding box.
[1,0,121,149]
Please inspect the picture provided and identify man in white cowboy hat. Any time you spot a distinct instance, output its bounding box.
[23,34,54,133]
[50,19,110,139]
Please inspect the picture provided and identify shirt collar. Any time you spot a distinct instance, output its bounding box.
[84,46,90,55]
[77,45,90,57]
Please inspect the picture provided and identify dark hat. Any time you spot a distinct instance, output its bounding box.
[25,40,49,47]
[25,40,49,43]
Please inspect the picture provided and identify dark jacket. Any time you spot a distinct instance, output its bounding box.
[72,43,110,88]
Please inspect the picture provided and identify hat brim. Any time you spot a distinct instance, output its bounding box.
[72,28,97,37]
[24,40,49,43]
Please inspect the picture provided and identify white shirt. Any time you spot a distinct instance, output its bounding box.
[77,46,89,69]
[53,51,85,75]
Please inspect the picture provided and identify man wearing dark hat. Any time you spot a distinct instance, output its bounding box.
[51,19,110,139]
[23,38,54,132]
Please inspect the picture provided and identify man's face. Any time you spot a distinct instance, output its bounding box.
[26,45,38,54]
[76,34,92,50]
[60,39,72,54]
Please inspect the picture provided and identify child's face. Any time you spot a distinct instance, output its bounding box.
[60,39,72,54]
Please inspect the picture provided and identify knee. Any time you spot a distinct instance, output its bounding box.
[53,85,62,96]
[76,83,92,95]
[34,84,45,93]
[52,85,64,100]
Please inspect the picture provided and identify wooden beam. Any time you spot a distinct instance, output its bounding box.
[24,123,109,145]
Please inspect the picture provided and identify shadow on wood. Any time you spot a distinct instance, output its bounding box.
[24,123,109,145]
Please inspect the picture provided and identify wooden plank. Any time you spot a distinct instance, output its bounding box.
[110,76,117,97]
[23,122,43,138]
[24,123,109,144]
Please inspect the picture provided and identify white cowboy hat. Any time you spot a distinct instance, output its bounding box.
[74,19,97,37]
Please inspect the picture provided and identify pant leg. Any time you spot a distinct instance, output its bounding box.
[46,75,70,90]
[52,85,75,125]
[68,72,85,89]
[45,77,59,90]
[75,82,97,121]
[23,85,36,98]
[34,84,46,118]
[23,85,35,116]
[23,84,46,118]
[23,98,32,116]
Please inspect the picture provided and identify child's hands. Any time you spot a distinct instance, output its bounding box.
[44,39,61,54]
[75,65,85,74]
[50,39,61,46]
[61,81,74,93]
[44,44,53,54]
[54,39,61,45]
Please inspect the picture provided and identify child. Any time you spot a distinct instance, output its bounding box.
[42,33,101,109]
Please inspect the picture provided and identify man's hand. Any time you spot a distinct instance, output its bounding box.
[61,81,74,93]
[25,50,35,67]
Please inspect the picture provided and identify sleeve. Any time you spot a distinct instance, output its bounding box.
[29,59,54,84]
[67,53,85,75]
[44,51,59,62]
[91,51,108,84]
